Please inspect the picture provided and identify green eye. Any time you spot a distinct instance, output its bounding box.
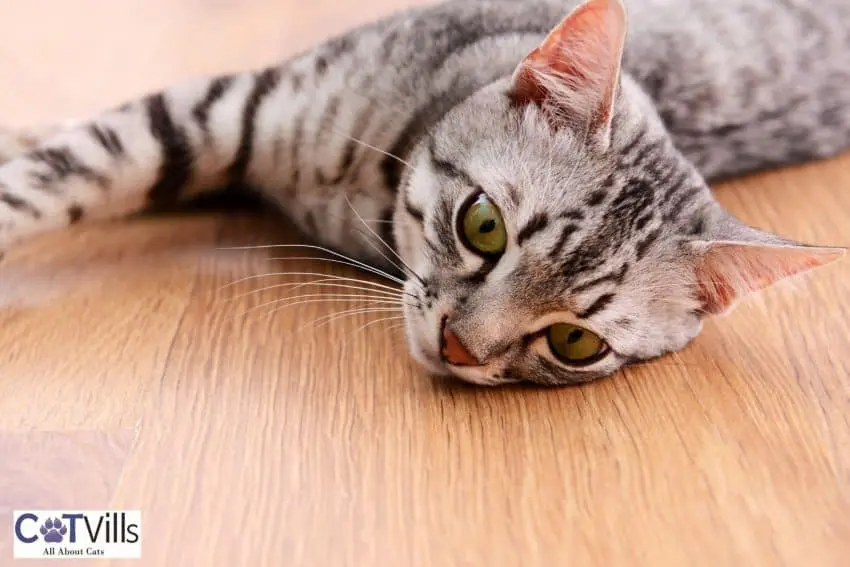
[459,193,507,256]
[547,323,608,365]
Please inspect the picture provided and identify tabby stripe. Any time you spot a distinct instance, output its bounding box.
[28,172,61,194]
[516,213,549,244]
[1,192,41,218]
[433,193,462,263]
[504,184,521,207]
[619,125,648,158]
[404,198,425,222]
[192,76,234,140]
[339,104,378,184]
[68,204,84,224]
[663,186,703,222]
[426,138,476,187]
[289,114,305,189]
[576,293,616,319]
[585,189,607,207]
[146,94,194,207]
[315,96,342,184]
[660,171,690,203]
[459,262,494,286]
[571,263,630,294]
[227,68,282,185]
[28,147,108,189]
[559,209,585,221]
[628,139,664,168]
[381,83,479,191]
[380,22,546,191]
[313,35,355,77]
[634,211,653,232]
[670,96,806,139]
[317,95,375,186]
[549,224,578,259]
[687,215,707,236]
[88,124,125,158]
[635,228,661,260]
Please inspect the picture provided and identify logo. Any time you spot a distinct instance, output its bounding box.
[12,510,141,560]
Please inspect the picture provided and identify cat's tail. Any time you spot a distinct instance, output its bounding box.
[0,65,298,249]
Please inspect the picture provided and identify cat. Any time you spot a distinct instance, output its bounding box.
[0,0,848,386]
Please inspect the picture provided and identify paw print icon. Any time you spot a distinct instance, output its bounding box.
[39,518,68,543]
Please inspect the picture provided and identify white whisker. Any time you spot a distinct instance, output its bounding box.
[352,315,406,335]
[230,279,407,303]
[224,271,405,295]
[344,194,426,285]
[242,293,406,318]
[263,255,405,286]
[329,126,417,171]
[304,306,404,332]
[255,292,406,316]
[260,297,406,321]
[218,243,406,286]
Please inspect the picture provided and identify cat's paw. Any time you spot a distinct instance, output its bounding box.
[39,517,68,543]
[0,125,60,164]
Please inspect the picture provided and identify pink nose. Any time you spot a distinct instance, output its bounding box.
[441,325,480,366]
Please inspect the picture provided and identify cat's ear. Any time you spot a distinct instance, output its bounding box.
[689,239,844,315]
[510,0,627,148]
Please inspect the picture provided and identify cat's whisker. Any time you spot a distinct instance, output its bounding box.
[339,200,410,278]
[258,296,407,321]
[329,126,418,173]
[351,314,407,335]
[218,244,405,286]
[384,321,408,334]
[259,292,407,311]
[237,293,408,320]
[231,280,407,304]
[317,209,420,290]
[263,255,406,286]
[343,194,427,286]
[353,217,394,223]
[224,270,405,295]
[350,225,411,280]
[303,305,404,332]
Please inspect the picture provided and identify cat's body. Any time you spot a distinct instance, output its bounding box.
[0,0,847,385]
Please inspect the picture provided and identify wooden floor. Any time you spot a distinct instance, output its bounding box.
[1,1,849,565]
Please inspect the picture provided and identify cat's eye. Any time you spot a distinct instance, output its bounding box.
[458,193,507,256]
[547,323,608,365]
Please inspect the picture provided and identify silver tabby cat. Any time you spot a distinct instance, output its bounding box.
[0,0,847,385]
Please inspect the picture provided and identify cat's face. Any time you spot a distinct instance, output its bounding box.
[394,83,704,385]
[393,0,841,386]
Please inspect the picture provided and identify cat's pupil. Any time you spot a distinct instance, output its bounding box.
[479,219,496,234]
[567,329,584,344]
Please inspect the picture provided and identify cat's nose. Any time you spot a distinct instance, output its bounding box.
[441,322,480,366]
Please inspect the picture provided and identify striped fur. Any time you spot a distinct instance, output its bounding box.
[0,0,848,385]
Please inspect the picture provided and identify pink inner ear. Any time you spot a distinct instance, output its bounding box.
[512,0,626,132]
[694,242,844,315]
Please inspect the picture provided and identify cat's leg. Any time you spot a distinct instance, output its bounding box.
[0,75,251,248]
[0,66,399,267]
[0,124,64,164]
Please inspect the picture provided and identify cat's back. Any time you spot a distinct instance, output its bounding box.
[619,0,850,176]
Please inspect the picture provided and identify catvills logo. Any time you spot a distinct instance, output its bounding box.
[12,510,141,560]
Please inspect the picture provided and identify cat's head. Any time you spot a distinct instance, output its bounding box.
[393,0,843,385]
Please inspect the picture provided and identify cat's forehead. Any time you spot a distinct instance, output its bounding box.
[431,90,613,212]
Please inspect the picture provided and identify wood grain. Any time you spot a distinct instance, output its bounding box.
[0,1,848,565]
